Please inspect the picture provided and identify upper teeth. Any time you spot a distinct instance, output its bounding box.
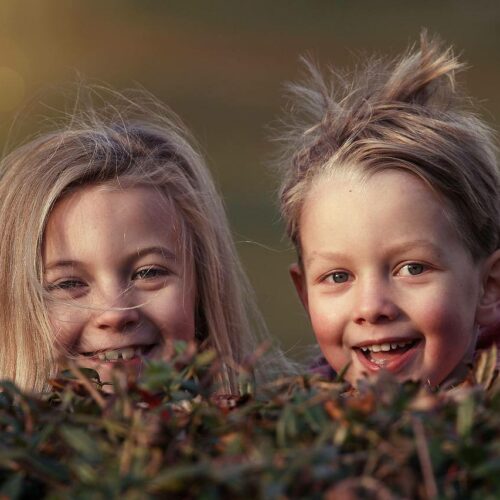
[360,340,414,353]
[97,347,137,361]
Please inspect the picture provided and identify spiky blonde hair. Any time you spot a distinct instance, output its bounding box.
[277,34,499,261]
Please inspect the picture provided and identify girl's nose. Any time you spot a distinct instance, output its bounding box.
[352,278,400,325]
[93,289,140,332]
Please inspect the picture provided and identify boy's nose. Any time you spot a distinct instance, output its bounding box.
[93,289,141,332]
[352,278,399,325]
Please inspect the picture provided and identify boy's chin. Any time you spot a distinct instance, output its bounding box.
[344,346,425,386]
[346,362,470,390]
[432,361,471,390]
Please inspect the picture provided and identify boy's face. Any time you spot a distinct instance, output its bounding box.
[291,169,487,387]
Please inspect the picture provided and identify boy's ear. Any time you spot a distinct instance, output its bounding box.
[289,263,309,312]
[476,249,500,327]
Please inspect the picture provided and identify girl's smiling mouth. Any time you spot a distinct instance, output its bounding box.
[70,342,163,388]
[78,343,158,362]
[353,338,422,373]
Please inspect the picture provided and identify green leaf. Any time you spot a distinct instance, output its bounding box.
[194,349,217,368]
[0,472,24,498]
[456,396,475,438]
[59,426,101,461]
[149,464,207,492]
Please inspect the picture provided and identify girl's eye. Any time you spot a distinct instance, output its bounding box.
[47,279,86,291]
[325,271,350,283]
[399,263,426,276]
[133,266,169,280]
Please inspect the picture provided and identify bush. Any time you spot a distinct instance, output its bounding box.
[1,343,499,499]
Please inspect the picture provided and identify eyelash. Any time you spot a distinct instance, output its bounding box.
[46,266,170,293]
[132,266,170,280]
[46,278,86,291]
[321,262,429,285]
[323,271,351,284]
[396,262,428,277]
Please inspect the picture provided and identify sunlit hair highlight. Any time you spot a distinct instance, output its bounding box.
[276,34,499,261]
[0,88,277,392]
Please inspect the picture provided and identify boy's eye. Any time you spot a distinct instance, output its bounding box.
[326,271,350,283]
[133,266,169,280]
[398,263,426,276]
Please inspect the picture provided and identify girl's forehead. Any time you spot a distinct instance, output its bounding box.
[44,184,190,263]
[55,183,175,221]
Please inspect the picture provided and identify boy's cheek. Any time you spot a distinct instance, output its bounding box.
[420,327,475,386]
[318,342,351,376]
[419,299,475,344]
[309,314,350,373]
[308,307,341,344]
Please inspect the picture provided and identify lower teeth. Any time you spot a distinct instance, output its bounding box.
[364,341,417,365]
[371,358,388,366]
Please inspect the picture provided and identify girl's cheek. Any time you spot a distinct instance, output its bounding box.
[48,306,86,348]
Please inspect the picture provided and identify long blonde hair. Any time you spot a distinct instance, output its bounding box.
[0,88,281,392]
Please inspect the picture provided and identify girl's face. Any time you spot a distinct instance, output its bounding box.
[43,184,196,383]
[291,169,490,387]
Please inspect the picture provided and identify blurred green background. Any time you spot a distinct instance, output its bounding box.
[1,1,499,359]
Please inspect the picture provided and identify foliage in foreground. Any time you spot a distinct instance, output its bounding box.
[1,343,500,499]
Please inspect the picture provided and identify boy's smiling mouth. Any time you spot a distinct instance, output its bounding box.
[353,338,422,372]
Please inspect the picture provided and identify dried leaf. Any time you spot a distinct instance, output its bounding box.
[1,341,499,498]
[474,344,498,389]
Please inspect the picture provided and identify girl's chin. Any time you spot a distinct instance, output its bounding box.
[95,357,144,383]
[72,357,144,389]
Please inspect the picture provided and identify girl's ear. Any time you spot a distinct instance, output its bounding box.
[289,263,309,312]
[476,249,500,327]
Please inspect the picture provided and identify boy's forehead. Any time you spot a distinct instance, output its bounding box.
[300,168,466,255]
[313,162,368,188]
[310,165,427,195]
[305,168,408,210]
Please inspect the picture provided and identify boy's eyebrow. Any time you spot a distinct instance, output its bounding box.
[44,246,177,271]
[305,240,443,266]
[305,251,348,266]
[386,240,443,258]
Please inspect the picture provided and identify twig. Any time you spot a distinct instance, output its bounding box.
[412,415,438,499]
[67,360,106,409]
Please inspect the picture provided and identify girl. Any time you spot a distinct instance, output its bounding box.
[0,88,282,393]
[276,35,500,388]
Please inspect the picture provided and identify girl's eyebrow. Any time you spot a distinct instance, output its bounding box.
[133,246,177,260]
[44,260,78,271]
[44,246,177,272]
